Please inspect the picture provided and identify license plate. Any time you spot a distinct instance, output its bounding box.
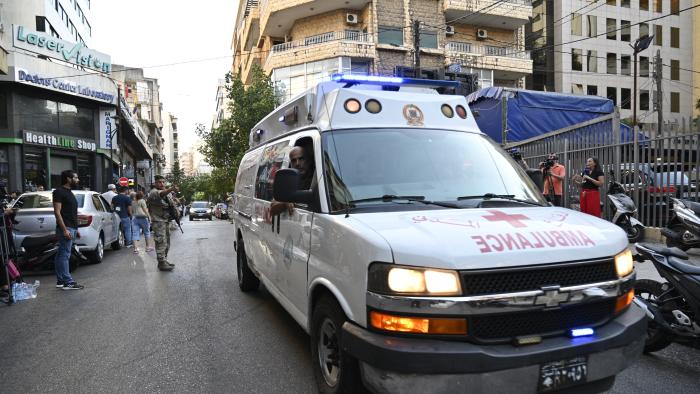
[538,356,588,392]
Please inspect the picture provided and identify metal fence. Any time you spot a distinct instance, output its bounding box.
[504,110,700,229]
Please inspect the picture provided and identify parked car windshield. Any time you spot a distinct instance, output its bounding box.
[322,128,545,211]
[192,202,209,208]
[15,192,85,208]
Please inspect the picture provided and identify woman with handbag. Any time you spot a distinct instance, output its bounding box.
[573,157,605,217]
[131,191,154,254]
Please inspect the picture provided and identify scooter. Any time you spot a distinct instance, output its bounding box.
[633,243,700,353]
[662,198,700,251]
[15,233,87,273]
[608,180,645,242]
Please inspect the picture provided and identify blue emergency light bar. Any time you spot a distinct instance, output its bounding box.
[569,328,595,337]
[331,73,460,88]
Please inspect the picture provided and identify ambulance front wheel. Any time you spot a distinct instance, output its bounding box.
[236,238,259,292]
[311,295,365,394]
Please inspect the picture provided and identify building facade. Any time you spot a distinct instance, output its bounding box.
[694,3,699,117]
[179,150,194,177]
[527,0,695,125]
[212,78,230,129]
[0,0,130,193]
[233,0,533,101]
[161,111,179,175]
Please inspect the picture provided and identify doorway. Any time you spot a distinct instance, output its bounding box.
[50,155,76,189]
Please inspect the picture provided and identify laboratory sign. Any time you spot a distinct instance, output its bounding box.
[23,131,97,152]
[13,25,111,73]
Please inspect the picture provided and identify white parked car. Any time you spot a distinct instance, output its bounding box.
[12,190,124,263]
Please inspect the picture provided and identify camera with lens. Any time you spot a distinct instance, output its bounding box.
[508,149,523,162]
[542,158,555,170]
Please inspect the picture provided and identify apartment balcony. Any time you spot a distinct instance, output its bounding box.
[260,0,368,37]
[443,0,532,30]
[242,51,263,83]
[240,6,260,52]
[264,31,375,72]
[445,41,532,77]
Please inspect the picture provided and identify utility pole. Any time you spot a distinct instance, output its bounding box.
[654,49,663,137]
[413,20,420,77]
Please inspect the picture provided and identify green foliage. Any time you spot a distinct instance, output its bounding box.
[196,64,278,193]
[696,98,700,112]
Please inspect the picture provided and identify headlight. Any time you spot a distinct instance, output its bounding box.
[369,263,462,296]
[614,249,634,278]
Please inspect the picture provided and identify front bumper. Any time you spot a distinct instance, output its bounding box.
[342,305,646,394]
[191,212,211,218]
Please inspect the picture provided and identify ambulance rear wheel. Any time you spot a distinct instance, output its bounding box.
[311,295,365,394]
[236,238,259,292]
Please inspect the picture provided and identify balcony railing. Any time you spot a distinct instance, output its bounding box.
[445,0,532,7]
[271,31,374,54]
[446,41,531,59]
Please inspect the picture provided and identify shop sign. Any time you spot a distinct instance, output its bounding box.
[99,108,115,149]
[16,69,115,103]
[23,130,96,152]
[13,25,111,73]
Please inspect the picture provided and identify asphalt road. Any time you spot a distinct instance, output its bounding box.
[1,219,699,393]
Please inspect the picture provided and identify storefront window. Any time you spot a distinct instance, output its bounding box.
[0,91,8,129]
[23,147,47,191]
[17,94,94,138]
[77,153,93,191]
[0,147,9,190]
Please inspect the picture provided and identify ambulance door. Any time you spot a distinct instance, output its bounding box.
[272,132,319,319]
[251,139,292,286]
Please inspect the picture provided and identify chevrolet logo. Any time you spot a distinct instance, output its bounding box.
[534,286,569,308]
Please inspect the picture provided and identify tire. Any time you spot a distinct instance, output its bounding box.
[208,216,212,221]
[88,234,104,264]
[635,279,674,353]
[112,225,124,250]
[627,224,644,243]
[236,239,259,292]
[189,216,193,221]
[310,295,365,394]
[665,224,692,251]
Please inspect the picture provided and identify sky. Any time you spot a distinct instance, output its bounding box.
[92,0,238,153]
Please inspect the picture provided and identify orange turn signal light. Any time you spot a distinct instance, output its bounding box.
[615,289,634,314]
[370,311,467,335]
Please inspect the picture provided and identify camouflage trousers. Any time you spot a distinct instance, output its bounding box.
[152,221,170,263]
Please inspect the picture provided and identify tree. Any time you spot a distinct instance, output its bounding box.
[197,64,278,187]
[696,98,700,112]
[166,160,184,186]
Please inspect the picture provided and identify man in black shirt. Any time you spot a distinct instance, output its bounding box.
[52,170,84,290]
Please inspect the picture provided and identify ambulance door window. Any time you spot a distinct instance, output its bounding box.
[291,136,319,211]
[255,140,291,201]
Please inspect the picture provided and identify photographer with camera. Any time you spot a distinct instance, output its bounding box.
[540,153,565,207]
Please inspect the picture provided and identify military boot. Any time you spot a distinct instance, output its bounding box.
[158,260,174,271]
[166,261,175,267]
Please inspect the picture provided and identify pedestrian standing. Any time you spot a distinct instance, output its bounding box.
[541,153,566,207]
[573,157,605,217]
[146,175,178,271]
[102,184,117,205]
[52,170,84,290]
[131,191,154,254]
[112,186,133,247]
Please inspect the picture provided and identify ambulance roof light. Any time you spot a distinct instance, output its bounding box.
[331,74,460,88]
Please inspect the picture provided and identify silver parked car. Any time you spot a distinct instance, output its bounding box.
[11,190,124,263]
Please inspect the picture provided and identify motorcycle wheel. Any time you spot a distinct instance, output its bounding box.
[626,224,644,243]
[635,279,673,353]
[665,224,692,251]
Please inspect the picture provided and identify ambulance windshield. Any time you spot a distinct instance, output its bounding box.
[322,129,545,212]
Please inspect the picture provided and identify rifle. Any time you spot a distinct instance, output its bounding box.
[166,194,184,233]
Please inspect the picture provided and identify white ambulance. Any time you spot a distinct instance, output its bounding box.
[232,74,645,394]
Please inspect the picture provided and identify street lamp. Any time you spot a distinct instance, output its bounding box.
[630,35,654,127]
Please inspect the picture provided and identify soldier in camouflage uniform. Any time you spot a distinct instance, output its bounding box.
[146,175,179,271]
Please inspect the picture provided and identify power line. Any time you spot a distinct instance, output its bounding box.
[446,0,509,25]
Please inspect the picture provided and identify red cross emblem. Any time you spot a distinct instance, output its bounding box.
[482,210,530,228]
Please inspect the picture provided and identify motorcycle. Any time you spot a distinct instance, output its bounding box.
[607,179,645,242]
[15,233,87,273]
[633,243,700,353]
[662,198,700,251]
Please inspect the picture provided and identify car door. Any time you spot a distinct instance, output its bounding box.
[91,193,113,243]
[251,138,293,287]
[270,131,320,319]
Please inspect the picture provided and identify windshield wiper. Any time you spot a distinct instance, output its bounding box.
[456,193,543,206]
[348,195,459,209]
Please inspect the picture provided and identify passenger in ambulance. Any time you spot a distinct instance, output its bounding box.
[270,145,316,216]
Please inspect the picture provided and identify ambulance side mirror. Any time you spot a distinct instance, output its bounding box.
[273,169,313,204]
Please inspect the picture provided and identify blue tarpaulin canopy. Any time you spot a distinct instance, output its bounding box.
[466,87,637,143]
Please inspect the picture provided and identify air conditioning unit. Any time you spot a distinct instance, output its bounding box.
[477,29,488,40]
[346,13,358,24]
[446,26,455,36]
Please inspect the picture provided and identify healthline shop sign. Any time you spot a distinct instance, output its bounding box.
[13,25,111,73]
